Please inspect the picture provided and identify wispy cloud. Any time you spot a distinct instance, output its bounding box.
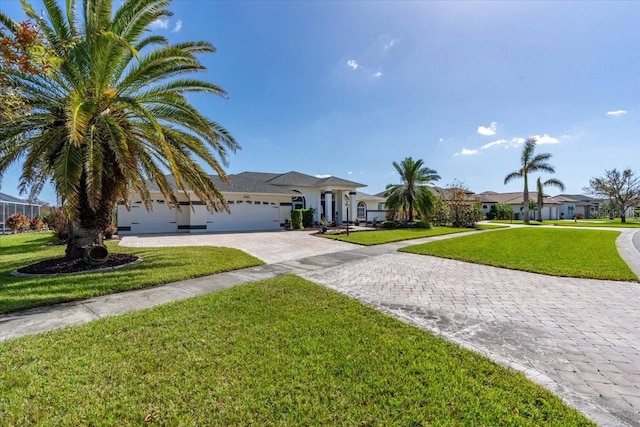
[346,59,383,79]
[315,174,331,178]
[606,110,627,116]
[454,148,479,156]
[172,19,182,33]
[532,134,560,145]
[149,18,170,30]
[477,121,498,136]
[481,139,508,149]
[384,39,397,50]
[438,138,444,143]
[347,171,353,175]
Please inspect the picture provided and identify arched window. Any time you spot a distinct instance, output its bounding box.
[357,201,366,219]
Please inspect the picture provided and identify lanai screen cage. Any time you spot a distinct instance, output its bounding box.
[0,192,41,234]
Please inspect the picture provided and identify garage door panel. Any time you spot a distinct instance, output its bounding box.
[131,202,177,234]
[207,201,279,232]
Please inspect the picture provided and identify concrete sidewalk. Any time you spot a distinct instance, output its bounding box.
[2,227,639,426]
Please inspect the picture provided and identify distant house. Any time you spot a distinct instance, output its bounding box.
[477,191,603,220]
[0,192,42,233]
[117,171,366,234]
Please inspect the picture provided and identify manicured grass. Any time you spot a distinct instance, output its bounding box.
[551,219,640,228]
[320,226,470,245]
[401,227,638,281]
[476,223,510,230]
[489,219,640,228]
[0,276,593,426]
[0,232,263,314]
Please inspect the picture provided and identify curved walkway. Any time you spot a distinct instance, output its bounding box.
[1,228,639,426]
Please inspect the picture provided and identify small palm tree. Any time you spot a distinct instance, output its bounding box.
[536,177,565,221]
[0,0,238,259]
[385,157,440,222]
[504,138,556,224]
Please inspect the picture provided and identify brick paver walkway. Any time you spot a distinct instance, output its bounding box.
[301,252,640,427]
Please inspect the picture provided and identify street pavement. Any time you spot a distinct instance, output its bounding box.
[1,227,639,426]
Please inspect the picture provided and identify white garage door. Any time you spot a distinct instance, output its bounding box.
[125,202,178,234]
[207,200,280,232]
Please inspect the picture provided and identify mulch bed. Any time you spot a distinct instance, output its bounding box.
[17,253,139,275]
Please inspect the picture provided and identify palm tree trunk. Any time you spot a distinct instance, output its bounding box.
[537,191,543,222]
[523,175,530,224]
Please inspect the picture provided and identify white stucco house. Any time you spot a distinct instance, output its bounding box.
[117,171,366,234]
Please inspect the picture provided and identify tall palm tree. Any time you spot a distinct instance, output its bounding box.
[503,138,556,224]
[536,177,565,221]
[0,0,238,259]
[385,157,440,222]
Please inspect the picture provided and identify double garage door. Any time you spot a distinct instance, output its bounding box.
[119,200,281,234]
[206,201,280,232]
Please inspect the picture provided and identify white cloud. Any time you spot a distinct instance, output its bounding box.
[149,18,170,30]
[315,174,331,178]
[438,138,444,143]
[477,121,498,136]
[532,134,560,145]
[347,171,353,175]
[384,39,397,50]
[373,71,383,78]
[347,60,359,70]
[172,20,182,33]
[481,139,508,149]
[511,137,525,146]
[606,110,627,116]
[454,148,479,156]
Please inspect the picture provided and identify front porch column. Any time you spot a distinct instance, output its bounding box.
[349,191,357,221]
[324,191,333,222]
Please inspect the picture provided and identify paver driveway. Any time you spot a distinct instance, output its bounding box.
[120,230,360,264]
[301,252,640,427]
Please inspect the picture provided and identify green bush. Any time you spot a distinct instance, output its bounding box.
[301,208,315,228]
[290,210,303,230]
[415,220,431,229]
[382,220,396,229]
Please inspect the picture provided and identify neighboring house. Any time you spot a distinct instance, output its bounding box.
[0,192,42,233]
[546,194,600,219]
[477,191,563,220]
[117,171,366,234]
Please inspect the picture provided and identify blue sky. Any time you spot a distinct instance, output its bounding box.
[1,0,639,204]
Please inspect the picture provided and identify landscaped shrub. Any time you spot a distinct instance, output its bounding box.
[301,208,315,228]
[415,220,431,229]
[44,207,69,242]
[382,220,396,229]
[29,216,46,231]
[575,213,585,220]
[5,213,30,233]
[290,210,303,230]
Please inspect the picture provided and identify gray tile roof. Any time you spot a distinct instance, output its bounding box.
[255,171,365,188]
[149,174,297,195]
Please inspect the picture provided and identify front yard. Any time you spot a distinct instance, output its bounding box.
[0,276,593,426]
[401,227,638,281]
[0,233,263,314]
[319,226,470,245]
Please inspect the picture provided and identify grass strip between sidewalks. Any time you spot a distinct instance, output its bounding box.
[0,276,593,426]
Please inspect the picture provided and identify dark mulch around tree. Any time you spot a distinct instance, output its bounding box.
[17,254,139,275]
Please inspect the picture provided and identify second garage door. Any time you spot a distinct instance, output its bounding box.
[206,200,280,232]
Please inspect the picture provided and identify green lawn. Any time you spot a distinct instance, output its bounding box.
[320,226,470,245]
[490,219,640,228]
[401,227,638,281]
[0,276,593,426]
[0,232,263,314]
